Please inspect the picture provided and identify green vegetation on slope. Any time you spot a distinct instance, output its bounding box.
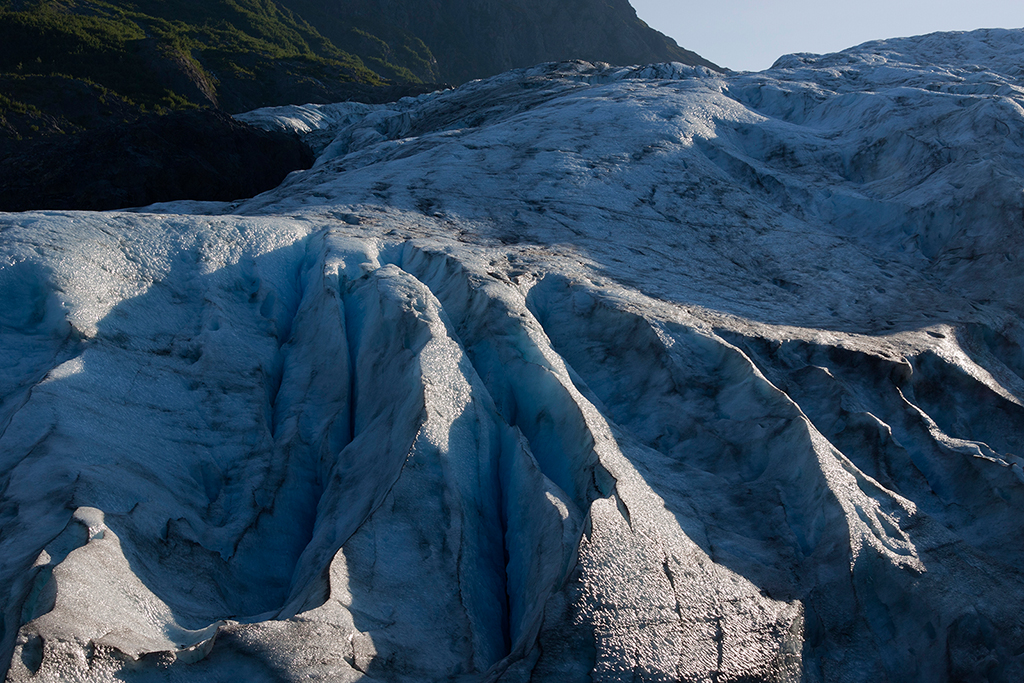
[0,0,423,137]
[269,0,440,83]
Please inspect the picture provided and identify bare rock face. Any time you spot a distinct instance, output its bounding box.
[0,109,313,211]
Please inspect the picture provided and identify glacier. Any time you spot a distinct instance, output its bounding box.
[2,27,1024,682]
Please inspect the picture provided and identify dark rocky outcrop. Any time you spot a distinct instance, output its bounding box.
[0,109,314,211]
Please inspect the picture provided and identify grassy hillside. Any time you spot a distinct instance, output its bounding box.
[0,0,427,137]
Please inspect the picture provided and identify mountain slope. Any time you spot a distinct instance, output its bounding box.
[0,0,718,139]
[277,0,719,84]
[2,28,1023,683]
[0,0,398,136]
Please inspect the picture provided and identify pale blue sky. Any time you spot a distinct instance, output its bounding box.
[630,0,1022,71]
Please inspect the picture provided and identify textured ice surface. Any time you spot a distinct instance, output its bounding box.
[3,28,1024,682]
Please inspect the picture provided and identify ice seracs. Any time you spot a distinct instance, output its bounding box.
[2,27,1024,682]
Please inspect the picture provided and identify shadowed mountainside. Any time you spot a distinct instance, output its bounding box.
[0,0,402,138]
[275,0,719,85]
[0,0,716,140]
[0,109,315,211]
